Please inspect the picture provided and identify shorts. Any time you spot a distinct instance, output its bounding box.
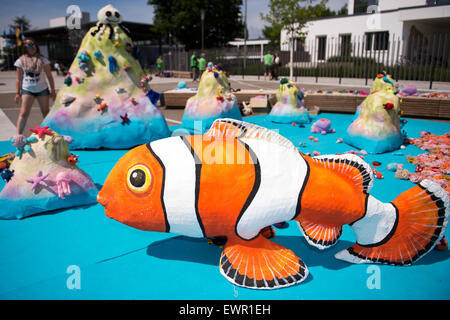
[264,65,272,73]
[21,88,50,97]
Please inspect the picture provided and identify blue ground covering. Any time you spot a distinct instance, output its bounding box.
[0,113,449,300]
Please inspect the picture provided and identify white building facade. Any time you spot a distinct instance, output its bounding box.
[280,0,450,65]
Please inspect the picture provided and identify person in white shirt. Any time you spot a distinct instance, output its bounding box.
[272,52,281,81]
[14,38,56,135]
[54,61,61,75]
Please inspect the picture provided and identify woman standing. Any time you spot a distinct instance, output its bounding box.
[272,52,281,81]
[14,38,56,135]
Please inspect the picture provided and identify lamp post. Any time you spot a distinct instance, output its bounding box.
[243,0,247,79]
[200,9,205,50]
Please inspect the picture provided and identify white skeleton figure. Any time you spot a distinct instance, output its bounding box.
[91,4,131,42]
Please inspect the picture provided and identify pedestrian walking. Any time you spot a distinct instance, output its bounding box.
[14,38,56,135]
[198,53,206,79]
[263,51,274,81]
[156,55,164,76]
[190,52,199,81]
[272,52,281,81]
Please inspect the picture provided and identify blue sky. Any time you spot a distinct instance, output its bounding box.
[0,0,348,39]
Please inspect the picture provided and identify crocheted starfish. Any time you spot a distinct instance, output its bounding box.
[120,114,130,125]
[29,125,54,139]
[26,170,49,191]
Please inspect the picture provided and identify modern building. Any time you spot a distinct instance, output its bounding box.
[280,0,450,64]
[49,12,91,28]
[227,39,271,60]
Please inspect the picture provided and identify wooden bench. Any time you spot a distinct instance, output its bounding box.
[163,89,277,109]
[162,89,449,120]
[164,70,192,78]
[304,93,450,120]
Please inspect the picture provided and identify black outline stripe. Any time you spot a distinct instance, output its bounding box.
[234,139,261,241]
[349,193,370,226]
[356,202,399,248]
[180,136,206,238]
[146,142,170,233]
[293,153,310,220]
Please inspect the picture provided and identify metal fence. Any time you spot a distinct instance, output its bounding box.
[162,33,450,89]
[2,32,448,89]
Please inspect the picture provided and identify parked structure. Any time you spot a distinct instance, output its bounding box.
[280,0,450,64]
[227,39,270,60]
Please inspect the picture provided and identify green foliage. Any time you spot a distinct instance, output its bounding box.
[260,0,341,46]
[262,24,283,49]
[148,0,244,50]
[9,15,31,32]
[1,46,21,69]
[260,0,314,41]
[336,3,348,16]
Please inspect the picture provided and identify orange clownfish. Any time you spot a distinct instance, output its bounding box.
[97,103,108,112]
[67,154,79,165]
[97,119,449,290]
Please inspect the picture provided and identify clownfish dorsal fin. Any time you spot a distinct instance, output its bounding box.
[313,153,374,194]
[206,119,296,150]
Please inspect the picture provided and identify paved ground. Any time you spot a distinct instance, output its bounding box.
[1,70,449,140]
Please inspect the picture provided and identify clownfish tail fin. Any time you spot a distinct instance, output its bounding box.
[219,236,308,289]
[336,180,449,265]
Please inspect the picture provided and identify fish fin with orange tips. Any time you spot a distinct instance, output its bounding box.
[206,118,296,150]
[336,180,449,265]
[297,219,343,250]
[219,235,308,289]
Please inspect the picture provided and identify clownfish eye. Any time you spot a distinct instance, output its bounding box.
[115,11,120,18]
[106,11,112,17]
[127,164,152,194]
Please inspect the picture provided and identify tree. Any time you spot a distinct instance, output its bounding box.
[148,0,244,50]
[336,3,348,16]
[262,23,283,49]
[10,15,31,32]
[260,0,336,79]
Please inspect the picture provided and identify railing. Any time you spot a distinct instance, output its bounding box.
[1,32,447,89]
[161,33,450,89]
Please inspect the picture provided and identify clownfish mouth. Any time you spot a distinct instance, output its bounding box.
[97,192,109,210]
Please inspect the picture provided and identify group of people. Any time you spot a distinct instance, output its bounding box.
[263,50,281,81]
[190,52,207,81]
[155,52,208,81]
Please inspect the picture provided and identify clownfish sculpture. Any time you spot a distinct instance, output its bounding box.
[97,119,449,290]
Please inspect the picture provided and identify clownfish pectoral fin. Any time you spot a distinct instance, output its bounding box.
[219,236,308,289]
[336,180,449,265]
[297,219,342,250]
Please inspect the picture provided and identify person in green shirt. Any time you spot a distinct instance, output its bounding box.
[156,55,164,76]
[263,51,274,81]
[190,52,199,81]
[198,53,207,78]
